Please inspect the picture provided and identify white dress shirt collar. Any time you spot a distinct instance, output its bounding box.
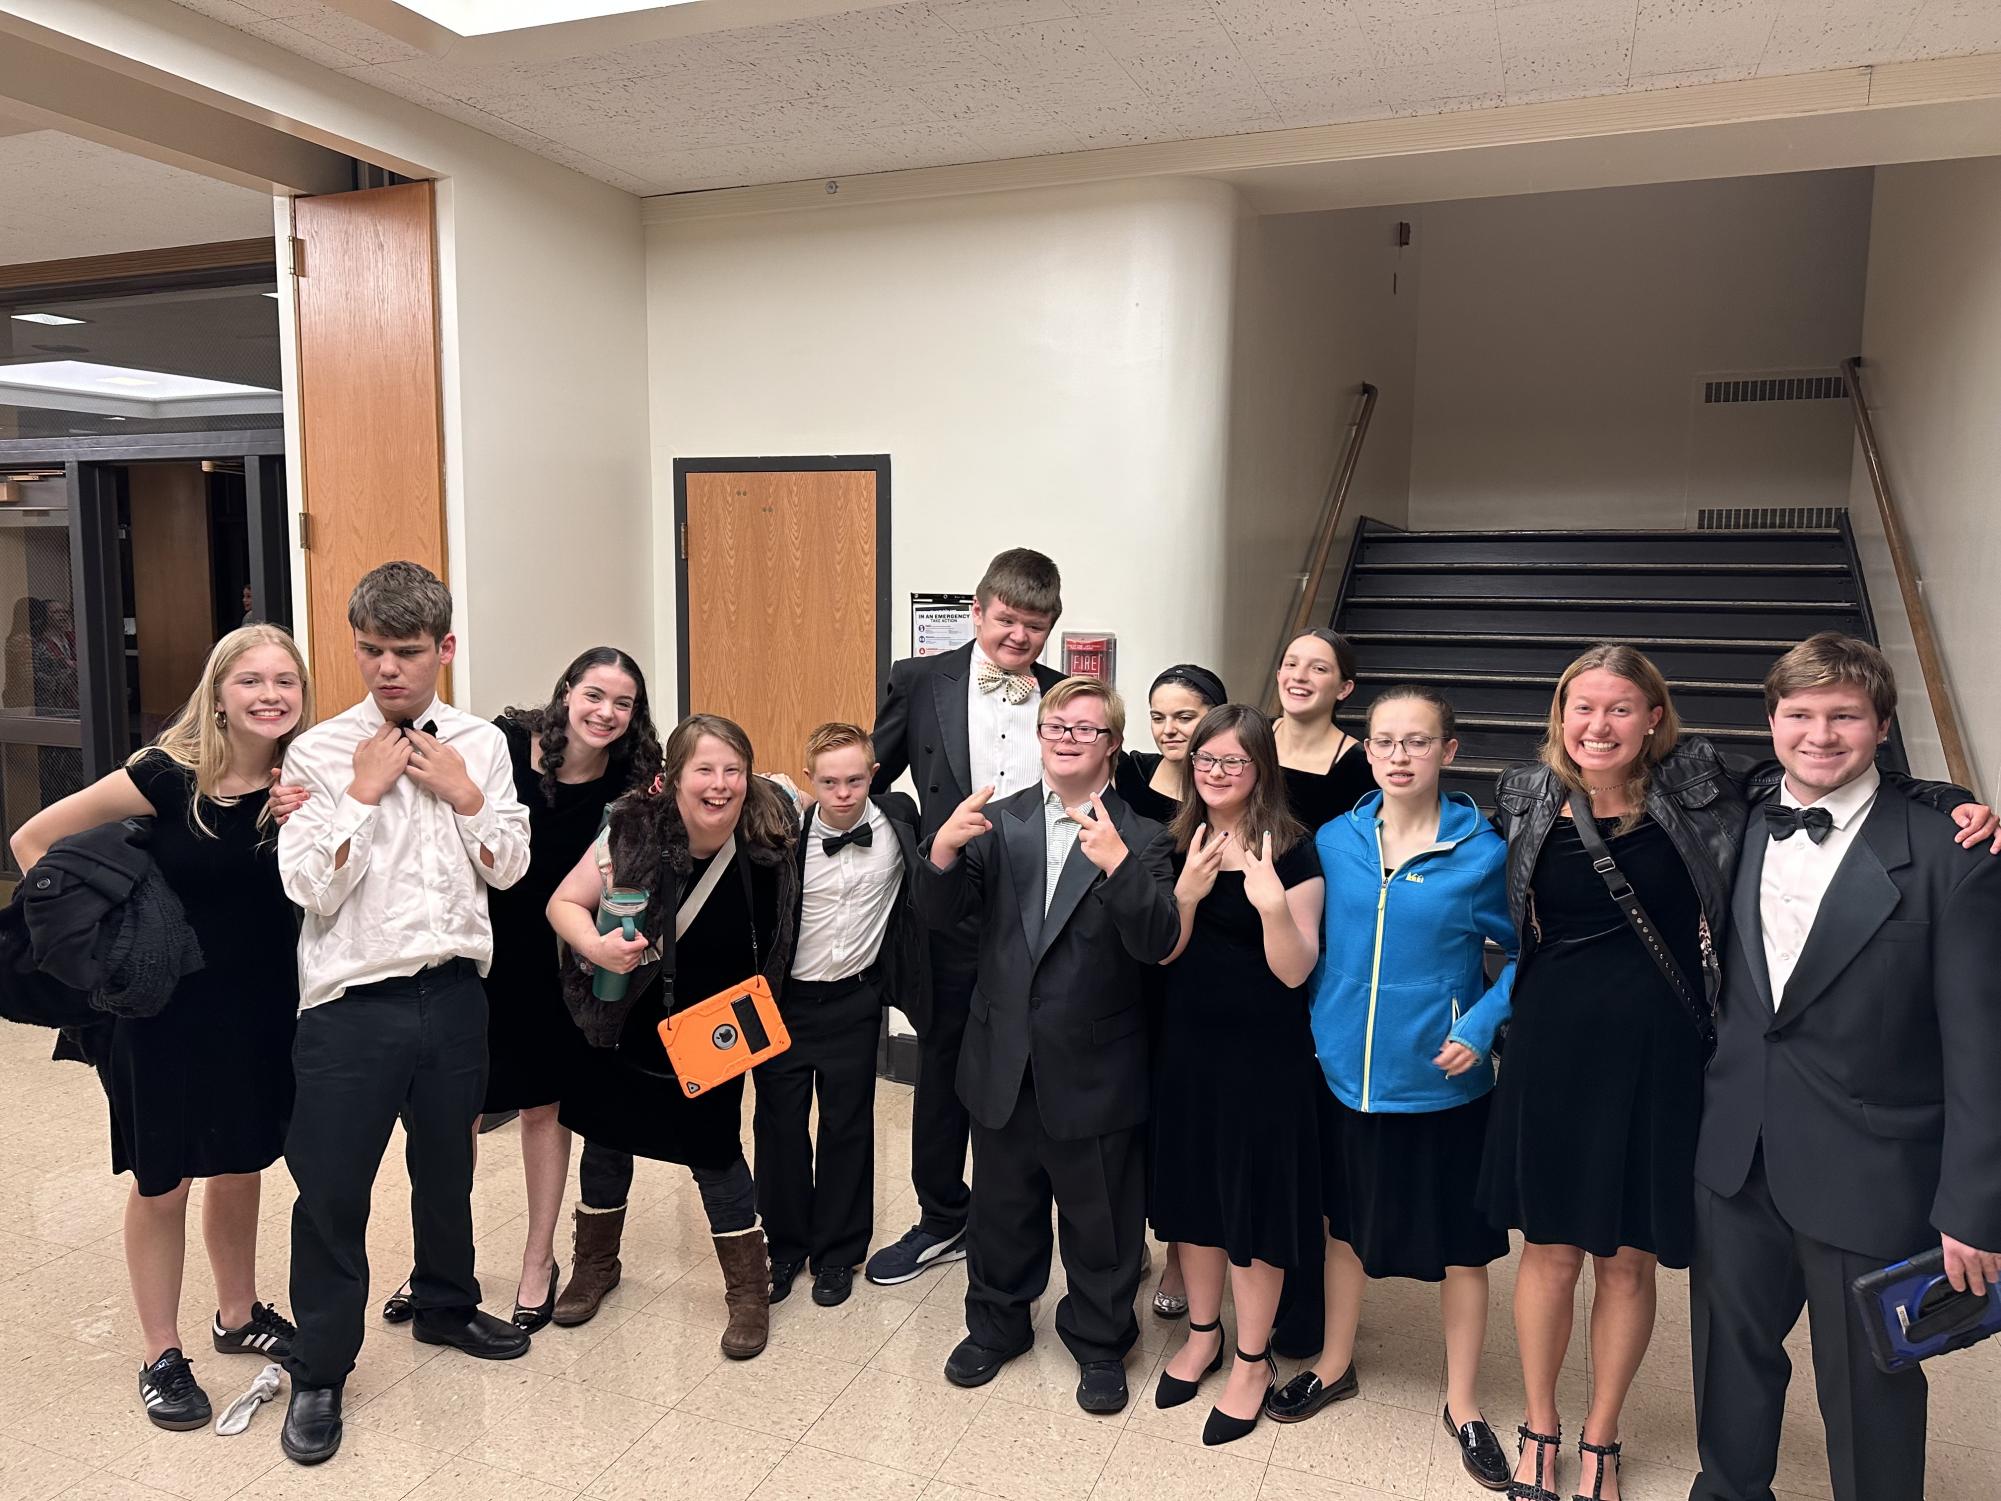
[1778,764,1881,827]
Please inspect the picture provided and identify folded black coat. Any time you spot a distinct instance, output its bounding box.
[16,818,203,1020]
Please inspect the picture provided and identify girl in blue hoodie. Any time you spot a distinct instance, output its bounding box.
[1266,685,1517,1494]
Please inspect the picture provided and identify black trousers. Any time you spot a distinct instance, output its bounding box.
[284,961,487,1390]
[576,1139,758,1234]
[966,1072,1145,1367]
[912,932,976,1236]
[752,972,882,1270]
[1690,1149,1929,1501]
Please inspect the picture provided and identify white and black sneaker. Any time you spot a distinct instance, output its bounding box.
[213,1301,297,1359]
[864,1224,968,1286]
[139,1347,212,1431]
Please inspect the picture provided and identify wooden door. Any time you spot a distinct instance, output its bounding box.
[680,463,885,777]
[290,181,445,716]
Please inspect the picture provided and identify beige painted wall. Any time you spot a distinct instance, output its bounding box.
[1848,157,2001,795]
[1220,205,1418,706]
[646,178,1241,720]
[1406,171,1873,529]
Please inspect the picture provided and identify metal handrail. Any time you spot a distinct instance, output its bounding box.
[1265,382,1377,713]
[1841,356,1974,789]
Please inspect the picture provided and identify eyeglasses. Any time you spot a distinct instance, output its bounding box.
[1364,735,1441,759]
[1191,752,1253,776]
[1037,721,1109,744]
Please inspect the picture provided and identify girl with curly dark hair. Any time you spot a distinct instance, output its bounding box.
[465,648,661,1332]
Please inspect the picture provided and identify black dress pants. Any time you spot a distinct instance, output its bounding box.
[1690,1149,1929,1501]
[965,1072,1145,1367]
[284,961,488,1390]
[753,973,882,1271]
[912,931,976,1237]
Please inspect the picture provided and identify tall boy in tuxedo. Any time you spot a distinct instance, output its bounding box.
[754,723,926,1309]
[865,549,1064,1286]
[1690,633,2001,1501]
[914,677,1178,1414]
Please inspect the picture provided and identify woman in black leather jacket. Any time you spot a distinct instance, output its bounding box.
[1474,644,1988,1501]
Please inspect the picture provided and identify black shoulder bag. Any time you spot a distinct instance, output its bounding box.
[1567,791,1716,1060]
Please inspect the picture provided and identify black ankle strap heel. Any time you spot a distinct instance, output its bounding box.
[1572,1437,1621,1501]
[1153,1317,1226,1410]
[1509,1424,1563,1501]
[1199,1346,1275,1448]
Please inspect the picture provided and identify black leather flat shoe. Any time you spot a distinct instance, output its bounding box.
[944,1335,1031,1388]
[811,1266,854,1307]
[1444,1405,1512,1491]
[381,1280,415,1324]
[280,1384,343,1466]
[1263,1360,1359,1422]
[1154,1317,1225,1409]
[513,1261,559,1334]
[414,1308,532,1360]
[769,1258,803,1305]
[1076,1359,1129,1414]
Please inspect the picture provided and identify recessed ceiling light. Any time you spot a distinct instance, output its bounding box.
[11,312,87,326]
[0,361,279,419]
[99,375,156,388]
[262,292,281,300]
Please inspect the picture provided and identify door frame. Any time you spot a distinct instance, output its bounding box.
[671,455,892,720]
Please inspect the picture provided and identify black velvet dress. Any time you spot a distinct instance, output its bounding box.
[1114,750,1181,825]
[481,717,614,1112]
[1148,840,1325,1269]
[100,752,298,1195]
[1476,814,1708,1267]
[1282,741,1375,833]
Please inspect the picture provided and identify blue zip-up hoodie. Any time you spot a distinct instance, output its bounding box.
[1312,790,1516,1114]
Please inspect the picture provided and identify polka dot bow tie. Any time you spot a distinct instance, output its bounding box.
[975,659,1034,705]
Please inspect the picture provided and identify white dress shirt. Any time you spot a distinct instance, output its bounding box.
[1041,782,1112,915]
[792,801,904,982]
[968,643,1043,802]
[1759,765,1881,1009]
[279,695,531,1010]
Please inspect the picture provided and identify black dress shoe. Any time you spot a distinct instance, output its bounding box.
[944,1334,1031,1388]
[1075,1359,1129,1414]
[811,1266,854,1307]
[280,1384,343,1465]
[1444,1406,1512,1491]
[413,1307,532,1360]
[1263,1361,1359,1422]
[769,1258,804,1305]
[513,1261,559,1335]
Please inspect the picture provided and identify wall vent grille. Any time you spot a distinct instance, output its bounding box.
[1697,507,1845,531]
[1702,374,1847,404]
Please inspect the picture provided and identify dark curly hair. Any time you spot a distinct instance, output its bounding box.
[502,647,661,806]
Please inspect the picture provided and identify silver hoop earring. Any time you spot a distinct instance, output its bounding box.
[214,709,227,727]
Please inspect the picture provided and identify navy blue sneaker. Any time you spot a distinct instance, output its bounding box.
[864,1224,967,1286]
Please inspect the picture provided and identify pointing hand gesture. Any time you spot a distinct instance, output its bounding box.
[1241,829,1287,915]
[1174,823,1229,906]
[934,785,996,863]
[1066,793,1130,877]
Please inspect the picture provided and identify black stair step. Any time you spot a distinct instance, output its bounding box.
[1446,711,1770,742]
[1340,604,1860,640]
[1352,669,1760,693]
[1353,560,1847,574]
[1349,676,1770,727]
[1344,636,1797,680]
[1348,595,1854,613]
[1380,528,1840,542]
[1359,530,1848,568]
[1346,571,1851,602]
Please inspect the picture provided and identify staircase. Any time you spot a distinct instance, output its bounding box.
[1329,515,1906,808]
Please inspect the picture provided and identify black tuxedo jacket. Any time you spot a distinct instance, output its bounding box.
[912,785,1177,1140]
[790,792,932,1026]
[871,641,1065,840]
[1695,785,2001,1261]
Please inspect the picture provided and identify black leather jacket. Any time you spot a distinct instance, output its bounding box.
[1494,738,1970,1009]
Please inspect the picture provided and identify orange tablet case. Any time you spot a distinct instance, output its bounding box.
[656,975,790,1096]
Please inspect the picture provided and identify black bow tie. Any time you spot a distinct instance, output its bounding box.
[822,821,873,857]
[1765,803,1835,845]
[395,718,439,736]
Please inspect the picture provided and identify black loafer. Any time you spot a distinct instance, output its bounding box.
[1444,1406,1511,1491]
[280,1384,343,1465]
[1075,1359,1129,1414]
[1264,1361,1359,1422]
[769,1258,804,1305]
[811,1266,854,1307]
[413,1308,532,1360]
[944,1335,1031,1388]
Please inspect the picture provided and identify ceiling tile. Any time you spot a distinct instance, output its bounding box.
[1757,0,1925,74]
[269,3,422,65]
[1362,7,1507,98]
[933,0,1078,33]
[1261,67,1390,124]
[1500,1,1636,100]
[1905,0,2001,60]
[1212,0,1373,78]
[1632,0,1781,77]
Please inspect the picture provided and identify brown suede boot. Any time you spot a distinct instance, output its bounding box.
[552,1206,624,1327]
[714,1228,770,1360]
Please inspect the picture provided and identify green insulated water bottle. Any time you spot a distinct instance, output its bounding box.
[591,887,650,1003]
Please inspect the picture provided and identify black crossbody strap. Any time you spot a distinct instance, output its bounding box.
[1567,791,1715,1052]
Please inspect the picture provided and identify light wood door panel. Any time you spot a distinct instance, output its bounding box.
[683,469,878,775]
[291,181,445,716]
[126,463,214,731]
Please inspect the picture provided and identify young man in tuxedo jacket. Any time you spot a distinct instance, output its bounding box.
[914,677,1179,1415]
[753,723,927,1310]
[1690,634,2001,1501]
[865,549,1064,1287]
